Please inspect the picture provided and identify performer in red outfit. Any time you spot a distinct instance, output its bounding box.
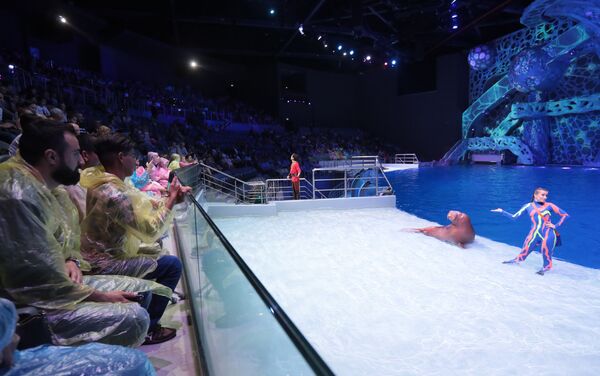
[288,153,301,200]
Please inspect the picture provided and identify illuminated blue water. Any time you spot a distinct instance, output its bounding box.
[387,165,600,269]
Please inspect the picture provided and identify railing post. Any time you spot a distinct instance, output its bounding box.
[375,167,379,195]
[312,170,316,199]
[344,170,347,198]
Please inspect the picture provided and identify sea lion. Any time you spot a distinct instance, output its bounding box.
[413,210,475,248]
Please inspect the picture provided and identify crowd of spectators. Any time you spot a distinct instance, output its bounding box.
[1,49,398,183]
[0,48,403,373]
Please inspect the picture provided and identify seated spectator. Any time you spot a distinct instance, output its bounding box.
[150,157,170,188]
[80,133,190,344]
[64,133,100,222]
[0,120,149,346]
[0,298,157,375]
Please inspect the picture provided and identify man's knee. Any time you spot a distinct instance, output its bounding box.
[158,255,182,277]
[111,304,151,347]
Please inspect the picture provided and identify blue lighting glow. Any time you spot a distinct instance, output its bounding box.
[452,25,458,29]
[269,9,275,15]
[391,59,397,65]
[452,14,458,18]
[349,50,354,55]
[337,45,343,51]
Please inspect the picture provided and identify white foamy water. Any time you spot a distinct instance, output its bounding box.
[215,207,600,376]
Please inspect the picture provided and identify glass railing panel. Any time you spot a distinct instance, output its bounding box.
[174,200,329,375]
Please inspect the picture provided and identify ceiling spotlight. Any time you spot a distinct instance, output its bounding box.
[349,50,354,55]
[230,83,235,87]
[337,45,343,51]
[391,59,397,65]
[343,52,347,56]
[58,15,67,24]
[324,43,328,48]
[298,24,304,35]
[189,60,198,69]
[8,64,14,70]
[451,14,458,18]
[317,35,322,40]
[384,62,388,66]
[452,25,458,29]
[269,9,275,15]
[365,55,372,61]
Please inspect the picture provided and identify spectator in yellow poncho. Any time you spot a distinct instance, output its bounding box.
[0,120,160,347]
[80,133,191,345]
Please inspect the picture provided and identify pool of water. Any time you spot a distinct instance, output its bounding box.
[387,165,600,269]
[214,208,600,375]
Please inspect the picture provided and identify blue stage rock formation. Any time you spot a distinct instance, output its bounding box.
[445,0,599,165]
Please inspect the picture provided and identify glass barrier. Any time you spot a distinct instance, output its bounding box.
[173,196,332,375]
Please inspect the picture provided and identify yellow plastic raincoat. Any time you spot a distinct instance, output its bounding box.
[52,185,91,272]
[168,154,181,170]
[0,156,167,346]
[80,166,174,277]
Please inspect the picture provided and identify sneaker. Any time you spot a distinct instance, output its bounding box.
[536,267,551,276]
[502,259,519,264]
[142,325,177,345]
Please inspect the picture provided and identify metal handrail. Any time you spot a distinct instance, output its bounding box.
[177,194,334,375]
[178,163,265,204]
[311,165,394,199]
[265,178,326,202]
[394,153,419,164]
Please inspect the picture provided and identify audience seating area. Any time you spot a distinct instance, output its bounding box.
[0,48,401,374]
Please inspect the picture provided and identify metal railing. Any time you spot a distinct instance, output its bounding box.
[311,164,394,199]
[177,155,395,204]
[265,178,326,202]
[394,153,419,164]
[176,163,266,204]
[318,155,381,169]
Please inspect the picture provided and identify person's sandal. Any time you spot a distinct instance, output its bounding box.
[142,325,177,345]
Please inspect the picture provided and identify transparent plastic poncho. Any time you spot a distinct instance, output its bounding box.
[0,157,170,346]
[0,156,94,309]
[80,166,173,277]
[52,186,91,272]
[0,298,157,375]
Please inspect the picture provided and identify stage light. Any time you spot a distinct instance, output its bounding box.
[230,83,235,87]
[343,52,347,56]
[391,59,397,66]
[317,35,322,40]
[8,64,14,70]
[324,43,328,48]
[269,9,275,15]
[452,25,458,29]
[298,24,304,35]
[349,50,354,55]
[365,55,372,61]
[337,45,343,51]
[451,14,458,18]
[450,0,457,4]
[58,15,67,24]
[189,60,198,69]
[384,62,388,66]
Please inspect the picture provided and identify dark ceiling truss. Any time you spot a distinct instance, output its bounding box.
[65,0,530,64]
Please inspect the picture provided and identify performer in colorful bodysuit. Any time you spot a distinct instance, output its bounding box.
[491,187,569,275]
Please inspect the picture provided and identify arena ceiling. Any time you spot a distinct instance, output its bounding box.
[11,0,534,68]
